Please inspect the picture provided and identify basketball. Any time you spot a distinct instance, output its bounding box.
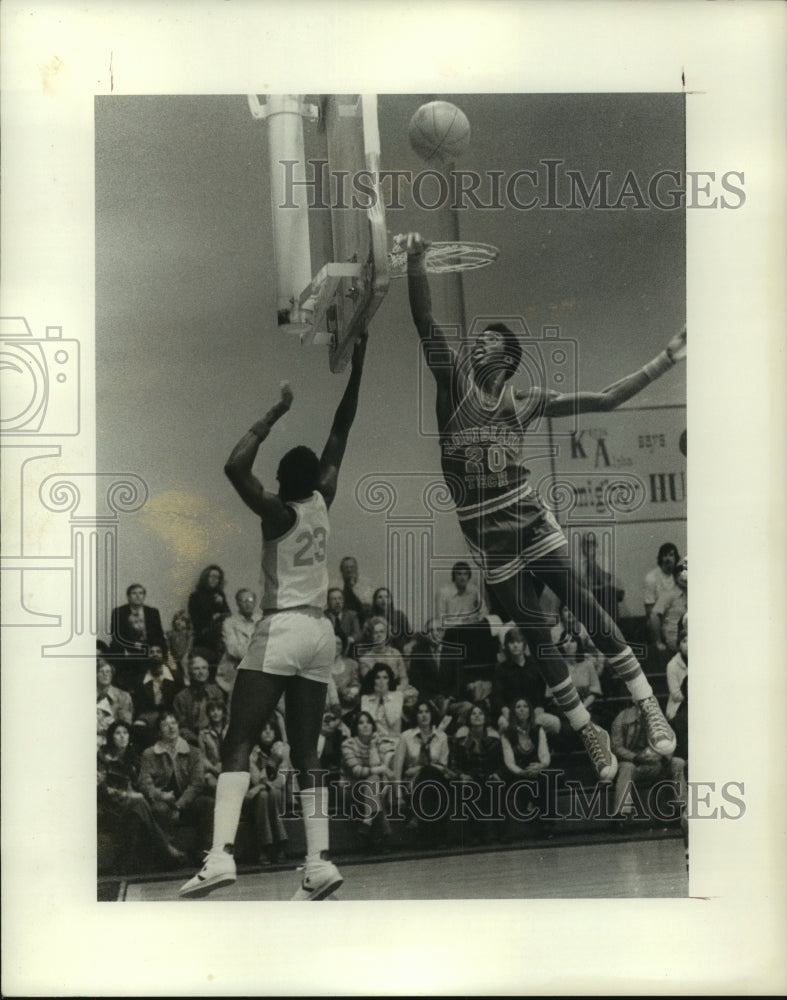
[408,101,471,164]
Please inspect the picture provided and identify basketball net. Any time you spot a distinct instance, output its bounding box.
[388,239,499,277]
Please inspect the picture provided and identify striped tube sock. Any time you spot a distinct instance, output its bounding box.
[300,785,330,865]
[549,677,591,732]
[607,648,652,702]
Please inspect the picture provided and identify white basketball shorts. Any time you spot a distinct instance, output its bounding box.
[238,607,334,684]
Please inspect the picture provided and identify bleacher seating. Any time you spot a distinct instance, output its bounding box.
[98,610,680,881]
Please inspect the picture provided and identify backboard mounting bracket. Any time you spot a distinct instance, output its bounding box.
[250,93,390,372]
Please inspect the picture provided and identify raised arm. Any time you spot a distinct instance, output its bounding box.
[543,324,686,418]
[318,333,368,509]
[399,232,457,395]
[223,383,294,534]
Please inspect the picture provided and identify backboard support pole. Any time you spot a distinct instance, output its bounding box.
[248,93,390,368]
[249,94,319,337]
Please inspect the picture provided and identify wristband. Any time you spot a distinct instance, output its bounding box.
[642,350,675,382]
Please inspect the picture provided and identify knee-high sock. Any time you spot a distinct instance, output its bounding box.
[607,647,652,702]
[211,771,250,851]
[300,785,329,864]
[549,677,591,731]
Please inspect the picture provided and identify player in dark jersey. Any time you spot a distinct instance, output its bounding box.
[401,231,686,782]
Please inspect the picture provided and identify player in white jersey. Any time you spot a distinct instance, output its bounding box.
[180,336,367,901]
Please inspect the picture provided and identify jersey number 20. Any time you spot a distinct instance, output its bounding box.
[293,527,327,566]
[465,444,507,474]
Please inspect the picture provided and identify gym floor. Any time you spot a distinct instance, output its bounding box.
[114,830,688,902]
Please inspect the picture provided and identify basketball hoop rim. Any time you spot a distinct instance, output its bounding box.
[387,240,500,277]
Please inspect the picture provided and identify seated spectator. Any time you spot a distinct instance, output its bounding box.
[245,717,292,865]
[432,696,472,738]
[329,634,362,722]
[451,702,504,843]
[401,684,424,731]
[610,702,686,820]
[548,601,619,703]
[360,662,404,766]
[437,563,499,694]
[404,619,448,710]
[331,555,373,626]
[356,616,408,692]
[650,557,688,666]
[665,634,688,722]
[435,560,488,635]
[109,583,168,691]
[97,643,133,747]
[165,610,193,685]
[198,697,228,792]
[458,643,499,713]
[393,700,452,845]
[98,719,187,871]
[132,647,180,746]
[492,628,561,739]
[499,697,551,783]
[317,708,349,776]
[452,700,500,741]
[643,542,680,619]
[187,564,231,672]
[579,531,626,626]
[173,651,225,746]
[549,603,604,668]
[148,641,184,691]
[324,587,362,653]
[556,629,606,728]
[138,711,214,860]
[341,710,394,847]
[216,588,261,697]
[370,587,412,652]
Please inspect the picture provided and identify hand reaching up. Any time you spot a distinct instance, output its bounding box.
[667,324,686,363]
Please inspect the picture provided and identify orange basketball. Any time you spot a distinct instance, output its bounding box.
[408,101,471,164]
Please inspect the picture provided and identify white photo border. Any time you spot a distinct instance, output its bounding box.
[2,1,786,995]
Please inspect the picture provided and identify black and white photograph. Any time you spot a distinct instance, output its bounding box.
[2,2,785,996]
[95,89,690,905]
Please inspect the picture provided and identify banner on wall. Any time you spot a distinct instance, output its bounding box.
[536,404,687,527]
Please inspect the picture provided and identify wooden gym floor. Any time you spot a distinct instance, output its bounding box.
[116,832,688,902]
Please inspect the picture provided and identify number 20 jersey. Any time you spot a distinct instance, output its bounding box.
[260,491,329,611]
[440,377,564,583]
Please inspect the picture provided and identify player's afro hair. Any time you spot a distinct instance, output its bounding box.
[277,445,321,500]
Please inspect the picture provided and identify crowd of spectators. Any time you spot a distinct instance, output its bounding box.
[98,544,688,874]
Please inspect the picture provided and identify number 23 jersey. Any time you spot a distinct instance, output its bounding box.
[260,491,329,611]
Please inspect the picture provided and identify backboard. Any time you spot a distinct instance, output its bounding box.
[248,93,390,373]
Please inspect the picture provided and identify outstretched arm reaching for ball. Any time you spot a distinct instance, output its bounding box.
[224,382,296,535]
[542,324,686,418]
[317,332,368,509]
[399,233,437,339]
